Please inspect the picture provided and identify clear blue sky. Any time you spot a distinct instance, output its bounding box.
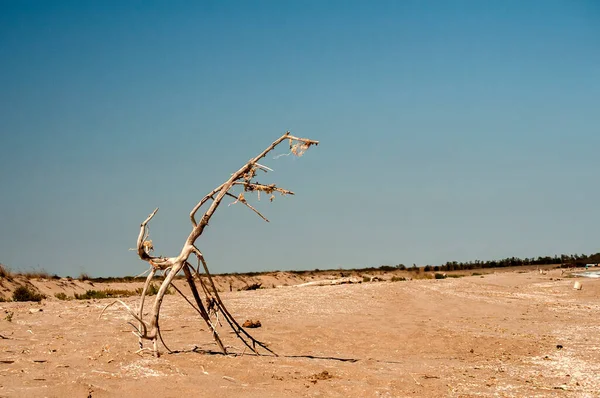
[1,1,598,277]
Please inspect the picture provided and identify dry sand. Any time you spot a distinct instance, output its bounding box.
[1,268,599,397]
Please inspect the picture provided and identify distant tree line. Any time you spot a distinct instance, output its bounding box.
[391,252,600,273]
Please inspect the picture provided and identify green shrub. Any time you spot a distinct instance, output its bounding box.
[12,286,45,302]
[147,282,160,295]
[434,273,447,279]
[391,276,407,282]
[74,289,137,300]
[75,290,104,300]
[104,289,136,297]
[240,283,262,291]
[135,283,160,296]
[54,292,70,300]
[412,273,433,280]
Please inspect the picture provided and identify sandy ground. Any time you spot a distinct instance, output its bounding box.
[1,269,599,397]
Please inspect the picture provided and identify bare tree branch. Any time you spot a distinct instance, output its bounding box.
[119,131,318,356]
[226,192,270,222]
[136,208,158,260]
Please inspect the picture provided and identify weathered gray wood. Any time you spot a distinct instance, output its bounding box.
[126,131,318,356]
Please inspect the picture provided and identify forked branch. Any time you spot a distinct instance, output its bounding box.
[119,131,318,356]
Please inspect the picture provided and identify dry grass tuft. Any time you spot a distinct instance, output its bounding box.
[0,264,12,280]
[412,273,434,280]
[78,273,91,281]
[21,269,52,280]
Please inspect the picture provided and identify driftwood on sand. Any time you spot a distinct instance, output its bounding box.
[104,132,318,357]
[291,277,363,288]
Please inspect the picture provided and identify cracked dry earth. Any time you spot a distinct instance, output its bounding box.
[1,269,599,397]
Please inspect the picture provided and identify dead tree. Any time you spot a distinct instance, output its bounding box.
[117,132,318,357]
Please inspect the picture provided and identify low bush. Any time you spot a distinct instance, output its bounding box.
[74,289,137,300]
[434,273,447,279]
[75,290,105,300]
[12,286,45,302]
[240,283,262,291]
[135,283,161,296]
[54,292,70,300]
[147,282,160,295]
[412,273,433,280]
[391,276,407,282]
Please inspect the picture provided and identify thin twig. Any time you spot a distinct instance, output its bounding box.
[225,192,269,222]
[170,281,203,317]
[410,373,423,387]
[255,163,273,172]
[191,247,277,356]
[134,267,152,278]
